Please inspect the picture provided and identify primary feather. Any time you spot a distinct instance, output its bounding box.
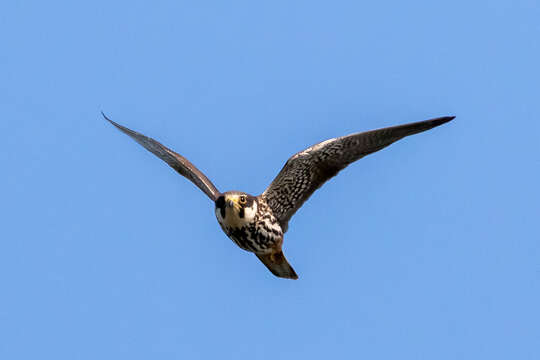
[103,112,220,201]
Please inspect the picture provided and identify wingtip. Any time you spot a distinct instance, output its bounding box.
[101,112,125,131]
[431,115,455,127]
[101,111,115,123]
[442,115,456,123]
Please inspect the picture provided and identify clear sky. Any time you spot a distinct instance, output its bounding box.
[1,1,538,359]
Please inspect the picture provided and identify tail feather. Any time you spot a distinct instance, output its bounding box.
[255,251,298,279]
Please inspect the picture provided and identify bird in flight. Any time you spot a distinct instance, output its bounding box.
[104,113,454,279]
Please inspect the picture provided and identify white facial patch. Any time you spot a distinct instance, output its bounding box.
[242,201,257,222]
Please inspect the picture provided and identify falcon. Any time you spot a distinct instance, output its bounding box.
[104,113,454,279]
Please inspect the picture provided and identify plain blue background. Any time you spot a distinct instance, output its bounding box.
[1,1,538,359]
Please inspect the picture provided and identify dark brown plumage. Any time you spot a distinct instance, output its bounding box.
[262,116,454,232]
[105,113,454,279]
[102,113,220,201]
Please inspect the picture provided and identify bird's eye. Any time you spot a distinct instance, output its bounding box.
[239,195,247,204]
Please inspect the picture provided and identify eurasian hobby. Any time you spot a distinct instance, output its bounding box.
[104,114,454,279]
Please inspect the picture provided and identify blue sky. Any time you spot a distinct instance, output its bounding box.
[1,0,539,359]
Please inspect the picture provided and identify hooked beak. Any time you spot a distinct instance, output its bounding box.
[226,199,236,208]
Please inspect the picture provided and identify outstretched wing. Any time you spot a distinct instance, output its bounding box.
[262,116,454,231]
[104,113,221,201]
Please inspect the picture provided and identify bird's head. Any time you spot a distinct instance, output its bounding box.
[215,191,258,226]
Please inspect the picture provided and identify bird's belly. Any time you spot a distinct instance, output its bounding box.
[219,222,282,254]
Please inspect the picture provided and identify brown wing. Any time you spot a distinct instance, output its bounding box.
[103,113,220,201]
[262,116,454,231]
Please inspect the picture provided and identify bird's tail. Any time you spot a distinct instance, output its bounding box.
[255,251,298,279]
